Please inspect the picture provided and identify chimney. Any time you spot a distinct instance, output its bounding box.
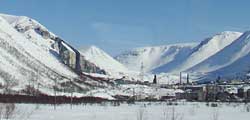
[187,73,189,84]
[180,72,182,84]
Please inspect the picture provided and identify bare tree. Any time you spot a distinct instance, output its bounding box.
[15,106,38,120]
[4,78,17,95]
[247,105,250,112]
[171,107,183,120]
[189,104,196,116]
[0,103,4,120]
[244,104,250,112]
[163,106,183,120]
[0,103,39,120]
[4,103,15,119]
[163,107,170,120]
[54,80,57,110]
[137,108,146,120]
[211,108,219,120]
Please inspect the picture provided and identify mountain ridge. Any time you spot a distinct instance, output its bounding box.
[1,13,250,87]
[115,43,197,72]
[116,31,250,82]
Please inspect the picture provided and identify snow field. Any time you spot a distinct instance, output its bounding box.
[7,102,250,120]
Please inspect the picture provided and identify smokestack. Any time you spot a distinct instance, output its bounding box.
[180,72,182,84]
[153,74,157,84]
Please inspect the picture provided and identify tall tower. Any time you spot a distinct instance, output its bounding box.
[139,62,144,82]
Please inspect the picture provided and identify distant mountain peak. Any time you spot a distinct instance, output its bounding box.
[79,45,128,76]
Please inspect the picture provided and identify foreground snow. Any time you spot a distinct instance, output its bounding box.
[7,102,250,120]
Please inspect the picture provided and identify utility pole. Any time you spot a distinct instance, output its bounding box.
[133,88,135,101]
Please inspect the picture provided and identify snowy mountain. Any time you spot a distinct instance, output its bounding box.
[0,13,186,99]
[115,43,197,72]
[0,14,78,92]
[187,31,246,73]
[172,31,243,73]
[1,12,250,95]
[79,46,128,75]
[0,13,115,96]
[116,31,250,82]
[190,31,250,81]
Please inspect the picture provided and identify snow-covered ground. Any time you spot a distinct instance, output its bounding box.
[5,102,250,120]
[68,83,182,100]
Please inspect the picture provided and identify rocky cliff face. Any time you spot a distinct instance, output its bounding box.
[52,37,106,75]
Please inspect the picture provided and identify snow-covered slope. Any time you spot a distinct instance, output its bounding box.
[0,14,77,75]
[0,14,80,92]
[79,46,128,75]
[117,32,242,74]
[190,31,250,81]
[115,43,196,72]
[174,31,242,72]
[0,13,115,95]
[2,12,250,88]
[188,31,248,73]
[0,13,186,99]
[116,31,250,82]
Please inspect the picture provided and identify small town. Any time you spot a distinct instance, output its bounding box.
[113,74,250,103]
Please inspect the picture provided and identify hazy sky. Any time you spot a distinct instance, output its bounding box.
[1,0,250,55]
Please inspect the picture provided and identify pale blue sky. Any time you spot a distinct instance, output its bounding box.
[0,0,250,55]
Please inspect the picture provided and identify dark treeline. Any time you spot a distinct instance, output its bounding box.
[0,94,107,104]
